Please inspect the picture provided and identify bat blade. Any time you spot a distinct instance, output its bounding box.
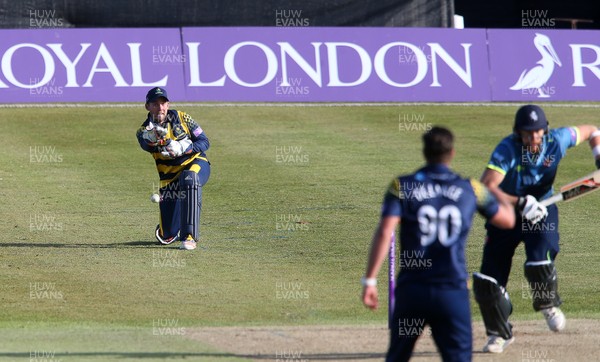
[541,170,600,206]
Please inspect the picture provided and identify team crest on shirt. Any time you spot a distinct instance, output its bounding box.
[172,124,187,139]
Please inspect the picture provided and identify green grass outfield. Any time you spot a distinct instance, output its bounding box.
[1,103,599,359]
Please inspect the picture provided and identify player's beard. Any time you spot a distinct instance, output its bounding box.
[152,112,167,124]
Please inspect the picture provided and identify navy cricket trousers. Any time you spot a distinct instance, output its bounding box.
[480,204,560,287]
[158,159,211,240]
[387,282,472,362]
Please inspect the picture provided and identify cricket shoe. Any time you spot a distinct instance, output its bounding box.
[542,307,566,332]
[180,235,197,250]
[483,335,514,353]
[155,225,178,245]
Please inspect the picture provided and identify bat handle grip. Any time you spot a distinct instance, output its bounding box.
[541,193,563,207]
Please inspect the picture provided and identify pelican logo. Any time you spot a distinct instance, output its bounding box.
[510,33,561,98]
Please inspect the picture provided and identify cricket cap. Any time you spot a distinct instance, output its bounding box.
[145,87,169,103]
[514,104,548,131]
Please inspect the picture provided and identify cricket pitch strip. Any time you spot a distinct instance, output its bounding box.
[185,319,600,361]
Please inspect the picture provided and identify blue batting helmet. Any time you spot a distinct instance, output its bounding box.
[514,104,548,132]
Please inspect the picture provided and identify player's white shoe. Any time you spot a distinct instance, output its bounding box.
[180,235,197,250]
[542,307,566,332]
[483,335,514,353]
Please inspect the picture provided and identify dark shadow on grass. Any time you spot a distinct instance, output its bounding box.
[0,241,168,249]
[0,351,388,360]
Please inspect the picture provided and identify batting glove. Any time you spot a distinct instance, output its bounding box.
[518,195,548,224]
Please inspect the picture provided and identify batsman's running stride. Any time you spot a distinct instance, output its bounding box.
[474,104,600,353]
[136,87,211,250]
[362,126,515,361]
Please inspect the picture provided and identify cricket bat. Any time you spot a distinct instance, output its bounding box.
[541,169,600,206]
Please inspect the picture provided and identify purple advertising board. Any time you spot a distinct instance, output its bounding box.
[0,27,599,103]
[488,29,600,101]
[180,27,491,102]
[0,27,489,103]
[0,28,185,103]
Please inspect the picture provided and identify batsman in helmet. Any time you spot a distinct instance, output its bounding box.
[136,87,211,250]
[474,105,600,353]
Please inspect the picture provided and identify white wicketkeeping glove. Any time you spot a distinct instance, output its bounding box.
[518,195,548,224]
[159,138,192,158]
[178,138,192,153]
[142,123,168,146]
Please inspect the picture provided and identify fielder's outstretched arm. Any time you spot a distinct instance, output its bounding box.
[481,168,518,206]
[362,216,400,310]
